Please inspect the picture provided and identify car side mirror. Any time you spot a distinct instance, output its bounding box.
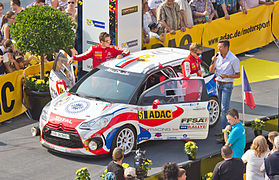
[152,99,160,109]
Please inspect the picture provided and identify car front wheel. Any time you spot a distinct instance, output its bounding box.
[208,96,220,126]
[111,125,136,155]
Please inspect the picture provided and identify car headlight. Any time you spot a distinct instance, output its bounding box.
[40,102,51,122]
[88,141,98,151]
[79,114,113,130]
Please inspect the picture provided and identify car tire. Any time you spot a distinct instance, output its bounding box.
[208,96,220,127]
[111,125,137,155]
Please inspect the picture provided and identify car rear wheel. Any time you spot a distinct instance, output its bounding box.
[208,96,220,126]
[111,125,136,155]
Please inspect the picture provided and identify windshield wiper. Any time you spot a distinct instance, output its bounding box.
[89,96,111,103]
[70,92,80,96]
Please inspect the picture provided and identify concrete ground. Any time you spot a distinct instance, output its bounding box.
[232,42,279,122]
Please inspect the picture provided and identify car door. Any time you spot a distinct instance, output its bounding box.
[138,78,209,140]
[49,50,75,99]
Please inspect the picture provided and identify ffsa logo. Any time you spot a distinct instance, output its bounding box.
[86,19,105,29]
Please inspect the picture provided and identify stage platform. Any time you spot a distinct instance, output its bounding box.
[139,120,269,179]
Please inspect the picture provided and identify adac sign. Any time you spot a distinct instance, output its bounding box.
[138,110,173,120]
[0,70,26,122]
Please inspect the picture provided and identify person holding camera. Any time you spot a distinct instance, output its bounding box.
[107,147,125,180]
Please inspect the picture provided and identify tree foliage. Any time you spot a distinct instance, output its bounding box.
[11,5,76,58]
[11,5,76,80]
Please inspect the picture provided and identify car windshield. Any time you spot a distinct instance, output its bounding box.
[69,67,144,104]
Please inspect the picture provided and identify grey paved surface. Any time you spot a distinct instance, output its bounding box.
[232,43,279,122]
[0,42,278,179]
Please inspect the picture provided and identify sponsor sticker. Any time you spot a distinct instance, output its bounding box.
[121,40,138,48]
[65,100,90,114]
[121,6,138,15]
[86,19,105,29]
[167,137,177,140]
[179,118,207,129]
[138,110,173,119]
[54,95,70,107]
[155,133,162,137]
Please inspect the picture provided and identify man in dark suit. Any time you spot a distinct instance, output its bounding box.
[211,145,244,180]
[264,136,279,180]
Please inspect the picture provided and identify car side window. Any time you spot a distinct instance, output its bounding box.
[139,79,205,106]
[144,68,176,91]
[173,61,211,77]
[53,53,74,87]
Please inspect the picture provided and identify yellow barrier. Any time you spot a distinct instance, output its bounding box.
[24,61,54,77]
[0,70,26,122]
[203,4,274,54]
[144,24,204,49]
[272,2,279,39]
[0,61,54,122]
[144,3,278,54]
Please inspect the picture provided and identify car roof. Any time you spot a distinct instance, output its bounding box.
[102,47,190,74]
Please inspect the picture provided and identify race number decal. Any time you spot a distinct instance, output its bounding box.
[138,110,173,120]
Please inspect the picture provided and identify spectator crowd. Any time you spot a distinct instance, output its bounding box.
[0,0,78,76]
[143,0,275,43]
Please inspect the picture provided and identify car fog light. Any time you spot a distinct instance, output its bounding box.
[88,141,98,151]
[31,126,40,136]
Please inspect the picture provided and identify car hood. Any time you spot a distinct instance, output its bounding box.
[48,93,121,129]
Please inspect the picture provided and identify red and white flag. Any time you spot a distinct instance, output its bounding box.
[242,66,256,109]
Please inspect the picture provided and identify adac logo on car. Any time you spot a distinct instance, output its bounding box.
[86,19,105,29]
[138,110,173,119]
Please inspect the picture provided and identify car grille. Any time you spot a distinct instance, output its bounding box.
[42,125,83,148]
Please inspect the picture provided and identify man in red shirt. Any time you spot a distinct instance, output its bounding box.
[181,43,203,77]
[68,32,130,68]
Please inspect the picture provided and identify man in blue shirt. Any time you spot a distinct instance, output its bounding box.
[223,109,246,158]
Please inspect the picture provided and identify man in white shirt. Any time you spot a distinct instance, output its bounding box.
[175,0,194,27]
[148,0,163,22]
[209,39,240,137]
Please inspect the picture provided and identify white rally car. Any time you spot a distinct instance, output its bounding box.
[34,47,220,156]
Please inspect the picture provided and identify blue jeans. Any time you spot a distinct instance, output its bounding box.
[217,83,233,130]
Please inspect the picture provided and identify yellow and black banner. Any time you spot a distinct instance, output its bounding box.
[144,4,277,55]
[0,70,26,122]
[143,24,204,49]
[272,1,279,39]
[24,61,54,77]
[203,5,274,54]
[138,110,173,119]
